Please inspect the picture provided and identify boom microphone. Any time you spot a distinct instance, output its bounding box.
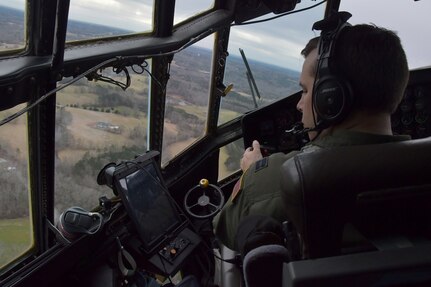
[285,120,327,135]
[285,122,314,135]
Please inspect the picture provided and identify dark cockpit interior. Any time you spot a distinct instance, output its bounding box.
[1,0,431,287]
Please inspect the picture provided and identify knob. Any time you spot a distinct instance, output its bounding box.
[199,178,209,188]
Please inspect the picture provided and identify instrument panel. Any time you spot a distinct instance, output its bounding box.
[242,92,308,156]
[392,84,431,139]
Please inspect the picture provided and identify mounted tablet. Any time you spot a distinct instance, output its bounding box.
[102,151,201,275]
[113,151,185,254]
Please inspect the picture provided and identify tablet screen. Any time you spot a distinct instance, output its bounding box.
[115,158,182,253]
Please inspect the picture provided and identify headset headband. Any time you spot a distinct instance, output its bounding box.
[311,11,353,130]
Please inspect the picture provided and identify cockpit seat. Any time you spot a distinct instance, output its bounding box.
[280,137,431,259]
[242,137,431,287]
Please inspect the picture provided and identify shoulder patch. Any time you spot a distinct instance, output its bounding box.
[231,177,243,203]
[254,157,269,172]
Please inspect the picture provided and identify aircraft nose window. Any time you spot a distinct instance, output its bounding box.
[162,38,214,165]
[219,1,325,126]
[55,71,150,214]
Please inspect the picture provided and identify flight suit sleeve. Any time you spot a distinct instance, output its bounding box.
[213,151,300,250]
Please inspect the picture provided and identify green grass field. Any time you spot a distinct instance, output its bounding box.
[0,217,33,268]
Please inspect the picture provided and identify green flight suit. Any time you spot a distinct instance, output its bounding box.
[213,130,410,250]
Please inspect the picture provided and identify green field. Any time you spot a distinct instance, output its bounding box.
[0,217,33,268]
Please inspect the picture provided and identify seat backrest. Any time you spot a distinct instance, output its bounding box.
[280,137,431,258]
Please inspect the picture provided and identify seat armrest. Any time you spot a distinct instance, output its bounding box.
[213,243,242,287]
[243,244,290,287]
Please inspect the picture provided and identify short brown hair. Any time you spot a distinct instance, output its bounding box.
[301,36,319,75]
[301,24,409,114]
[334,24,409,114]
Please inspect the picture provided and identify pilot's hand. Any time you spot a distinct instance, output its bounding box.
[241,140,263,172]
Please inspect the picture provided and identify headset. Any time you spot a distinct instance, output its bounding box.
[57,206,104,241]
[312,11,353,130]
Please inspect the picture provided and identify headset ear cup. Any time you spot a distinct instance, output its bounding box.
[312,13,353,129]
[57,207,102,241]
[313,76,353,126]
[58,209,79,241]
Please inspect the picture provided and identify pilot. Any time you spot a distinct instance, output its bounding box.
[213,21,411,251]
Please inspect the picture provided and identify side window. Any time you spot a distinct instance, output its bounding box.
[162,36,214,165]
[55,66,150,214]
[218,2,325,125]
[0,104,32,268]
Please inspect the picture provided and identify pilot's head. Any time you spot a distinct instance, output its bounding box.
[297,24,409,138]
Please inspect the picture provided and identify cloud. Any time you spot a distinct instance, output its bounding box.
[0,0,24,10]
[340,0,431,69]
[174,0,214,25]
[232,30,264,45]
[67,0,214,34]
[228,27,308,71]
[225,1,324,70]
[68,0,153,31]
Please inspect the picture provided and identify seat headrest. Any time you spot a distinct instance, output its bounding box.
[280,137,431,258]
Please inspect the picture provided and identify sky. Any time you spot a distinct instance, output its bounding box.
[340,0,431,70]
[1,0,430,71]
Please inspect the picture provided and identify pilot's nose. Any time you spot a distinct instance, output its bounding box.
[296,97,303,113]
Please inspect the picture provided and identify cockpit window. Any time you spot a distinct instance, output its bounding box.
[67,0,153,42]
[174,0,214,26]
[55,67,150,214]
[161,35,214,165]
[218,138,243,181]
[339,0,431,70]
[218,1,326,125]
[0,104,33,268]
[0,0,26,53]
